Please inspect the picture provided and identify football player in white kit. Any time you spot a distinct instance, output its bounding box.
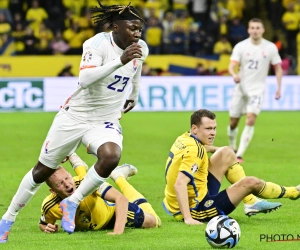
[0,1,148,242]
[227,18,283,163]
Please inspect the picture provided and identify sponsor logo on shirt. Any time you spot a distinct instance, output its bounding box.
[175,140,186,150]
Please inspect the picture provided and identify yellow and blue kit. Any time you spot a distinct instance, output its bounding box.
[40,176,145,230]
[163,132,234,222]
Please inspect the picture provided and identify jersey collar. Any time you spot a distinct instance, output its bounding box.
[109,31,123,55]
[189,133,202,144]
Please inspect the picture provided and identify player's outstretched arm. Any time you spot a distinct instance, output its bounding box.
[175,172,203,225]
[103,187,129,235]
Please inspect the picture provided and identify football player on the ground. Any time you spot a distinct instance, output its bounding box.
[163,109,299,225]
[39,153,161,234]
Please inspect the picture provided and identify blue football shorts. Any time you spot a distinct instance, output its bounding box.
[191,172,236,222]
[105,199,146,229]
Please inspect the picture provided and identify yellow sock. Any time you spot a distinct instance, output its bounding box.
[74,166,87,176]
[258,182,299,199]
[225,162,257,205]
[115,176,161,227]
[115,176,143,202]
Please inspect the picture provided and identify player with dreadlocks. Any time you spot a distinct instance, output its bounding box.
[0,1,149,242]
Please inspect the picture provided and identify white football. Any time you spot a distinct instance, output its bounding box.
[205,215,241,248]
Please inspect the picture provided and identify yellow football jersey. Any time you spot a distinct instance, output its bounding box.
[40,176,115,231]
[163,132,209,215]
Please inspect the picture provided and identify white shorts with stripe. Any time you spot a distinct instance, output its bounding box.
[229,85,264,118]
[39,110,123,169]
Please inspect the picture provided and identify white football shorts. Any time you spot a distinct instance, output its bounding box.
[229,85,264,117]
[39,110,123,169]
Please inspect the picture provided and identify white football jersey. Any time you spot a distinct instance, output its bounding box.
[65,31,148,123]
[230,38,281,93]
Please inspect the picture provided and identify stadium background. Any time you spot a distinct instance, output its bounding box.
[1,0,300,76]
[1,0,300,249]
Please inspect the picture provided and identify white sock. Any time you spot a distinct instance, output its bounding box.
[69,165,107,204]
[236,125,254,157]
[227,125,238,151]
[2,169,42,222]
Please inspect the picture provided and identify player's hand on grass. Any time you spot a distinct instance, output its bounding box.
[107,230,124,235]
[184,218,203,225]
[44,223,59,233]
[121,43,142,64]
[123,100,135,113]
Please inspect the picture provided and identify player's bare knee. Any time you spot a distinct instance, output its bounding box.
[230,118,239,128]
[99,153,120,167]
[32,162,56,183]
[243,176,261,191]
[218,146,236,163]
[95,150,121,176]
[223,146,235,156]
[246,114,256,126]
[246,120,255,126]
[142,213,159,228]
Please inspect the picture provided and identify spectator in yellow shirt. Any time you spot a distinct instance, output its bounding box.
[63,21,85,54]
[11,22,25,54]
[227,0,245,20]
[25,0,48,33]
[0,33,15,55]
[145,17,162,54]
[62,0,85,17]
[282,2,300,57]
[0,12,11,35]
[213,35,232,55]
[34,22,53,54]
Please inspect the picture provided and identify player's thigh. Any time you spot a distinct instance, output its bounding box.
[246,92,264,115]
[226,182,250,207]
[229,87,247,118]
[39,111,89,169]
[207,172,221,195]
[82,121,123,156]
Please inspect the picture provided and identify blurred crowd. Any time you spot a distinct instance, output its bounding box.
[0,0,299,75]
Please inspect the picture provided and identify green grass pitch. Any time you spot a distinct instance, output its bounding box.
[0,111,300,250]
